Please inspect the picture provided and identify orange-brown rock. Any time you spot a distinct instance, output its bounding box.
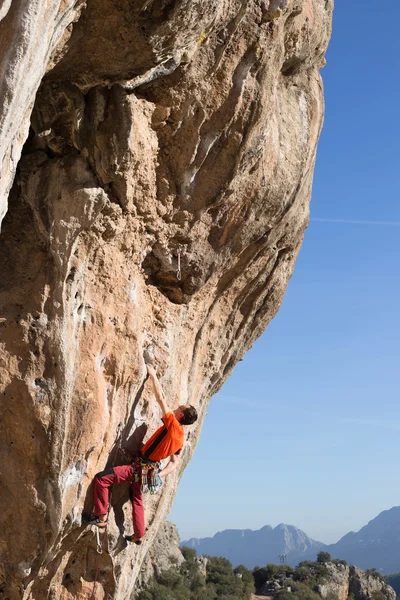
[0,0,333,598]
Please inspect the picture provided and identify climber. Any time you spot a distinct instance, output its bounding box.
[86,364,198,545]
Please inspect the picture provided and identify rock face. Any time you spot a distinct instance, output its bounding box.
[182,523,325,568]
[136,521,185,591]
[317,564,396,600]
[317,563,351,600]
[258,563,396,600]
[0,0,333,599]
[135,520,208,594]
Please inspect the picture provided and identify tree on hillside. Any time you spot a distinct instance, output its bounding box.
[293,566,311,582]
[253,563,294,590]
[234,565,255,598]
[276,581,321,600]
[181,546,197,562]
[293,561,329,586]
[138,550,253,600]
[331,559,347,567]
[317,552,332,564]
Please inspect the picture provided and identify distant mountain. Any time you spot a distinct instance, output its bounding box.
[181,523,326,569]
[325,507,400,574]
[181,507,400,573]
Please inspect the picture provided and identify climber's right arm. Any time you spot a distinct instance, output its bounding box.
[147,364,169,416]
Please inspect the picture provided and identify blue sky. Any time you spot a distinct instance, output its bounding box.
[169,3,400,544]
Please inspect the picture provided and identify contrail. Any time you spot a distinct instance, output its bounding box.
[311,217,400,226]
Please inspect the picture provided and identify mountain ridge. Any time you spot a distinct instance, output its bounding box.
[181,506,400,573]
[182,523,326,569]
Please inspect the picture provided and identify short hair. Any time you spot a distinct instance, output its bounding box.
[181,405,198,425]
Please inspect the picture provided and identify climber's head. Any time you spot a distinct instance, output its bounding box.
[174,404,198,425]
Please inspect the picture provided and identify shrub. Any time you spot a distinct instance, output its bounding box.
[293,561,328,586]
[275,581,321,600]
[324,593,340,600]
[137,592,153,600]
[181,546,198,562]
[293,566,312,582]
[253,565,277,589]
[366,569,385,582]
[317,552,332,564]
[372,593,387,600]
[275,590,295,600]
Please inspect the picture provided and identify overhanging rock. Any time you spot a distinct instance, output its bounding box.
[0,0,333,598]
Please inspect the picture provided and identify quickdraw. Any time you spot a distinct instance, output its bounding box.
[132,455,163,495]
[261,145,267,187]
[9,141,17,174]
[90,525,106,600]
[176,247,182,281]
[95,527,103,555]
[305,17,311,55]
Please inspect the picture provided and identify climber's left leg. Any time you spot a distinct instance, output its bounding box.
[91,465,135,526]
[127,479,145,544]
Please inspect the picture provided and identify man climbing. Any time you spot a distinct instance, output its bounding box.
[87,364,198,544]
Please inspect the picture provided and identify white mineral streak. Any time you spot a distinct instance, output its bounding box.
[0,0,84,222]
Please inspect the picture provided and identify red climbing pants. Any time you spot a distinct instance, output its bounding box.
[93,464,145,538]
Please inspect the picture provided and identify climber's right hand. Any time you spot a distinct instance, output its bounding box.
[146,364,157,378]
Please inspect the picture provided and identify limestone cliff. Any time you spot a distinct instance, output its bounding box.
[317,564,396,600]
[136,521,185,591]
[257,562,396,600]
[0,0,333,598]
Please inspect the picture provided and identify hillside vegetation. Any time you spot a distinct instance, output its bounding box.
[137,550,396,600]
[137,546,254,600]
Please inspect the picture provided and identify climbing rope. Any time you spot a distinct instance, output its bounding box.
[176,247,182,281]
[89,422,123,598]
[90,527,106,600]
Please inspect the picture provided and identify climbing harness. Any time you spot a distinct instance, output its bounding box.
[176,247,182,281]
[132,455,163,495]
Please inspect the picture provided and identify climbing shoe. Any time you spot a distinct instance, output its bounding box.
[84,515,108,528]
[125,535,142,545]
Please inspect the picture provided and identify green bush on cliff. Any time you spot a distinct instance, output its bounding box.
[137,569,190,600]
[137,549,253,600]
[281,581,322,600]
[253,564,294,588]
[293,561,329,585]
[371,592,387,600]
[205,556,253,599]
[365,569,385,582]
[317,552,332,564]
[331,559,348,567]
